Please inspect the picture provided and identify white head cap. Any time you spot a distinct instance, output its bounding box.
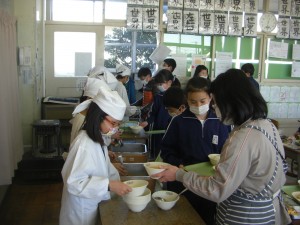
[93,88,126,120]
[116,64,131,76]
[83,78,110,98]
[87,65,119,90]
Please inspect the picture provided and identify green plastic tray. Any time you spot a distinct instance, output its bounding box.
[184,162,215,176]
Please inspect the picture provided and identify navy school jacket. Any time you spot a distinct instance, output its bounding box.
[160,109,230,167]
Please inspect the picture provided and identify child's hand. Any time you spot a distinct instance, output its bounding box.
[139,121,148,128]
[112,163,128,176]
[109,180,132,196]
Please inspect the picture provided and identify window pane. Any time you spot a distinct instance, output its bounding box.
[137,31,157,44]
[136,46,157,70]
[51,0,103,22]
[54,32,96,77]
[105,0,127,20]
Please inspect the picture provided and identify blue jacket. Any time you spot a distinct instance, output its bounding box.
[125,78,136,104]
[249,76,259,90]
[160,109,229,166]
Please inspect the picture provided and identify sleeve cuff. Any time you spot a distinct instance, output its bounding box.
[175,168,186,182]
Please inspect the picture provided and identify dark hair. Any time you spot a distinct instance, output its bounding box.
[115,74,123,80]
[82,102,107,145]
[185,76,210,95]
[193,65,208,78]
[163,58,177,72]
[154,69,181,88]
[210,69,267,126]
[241,63,255,76]
[163,87,186,108]
[138,67,152,78]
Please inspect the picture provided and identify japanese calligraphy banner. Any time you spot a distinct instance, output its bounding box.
[290,18,300,39]
[228,12,243,36]
[128,0,143,5]
[127,6,143,30]
[214,0,229,11]
[183,10,199,33]
[291,0,300,17]
[244,0,258,14]
[199,10,214,35]
[244,13,257,37]
[143,0,159,7]
[184,0,200,9]
[229,0,244,12]
[214,11,228,35]
[167,9,183,32]
[200,0,215,10]
[277,17,290,39]
[168,0,184,8]
[143,7,159,31]
[279,0,291,16]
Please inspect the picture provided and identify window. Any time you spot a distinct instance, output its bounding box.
[105,0,127,20]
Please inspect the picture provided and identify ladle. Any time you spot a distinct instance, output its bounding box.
[154,188,188,202]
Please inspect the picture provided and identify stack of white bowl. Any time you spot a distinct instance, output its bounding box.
[122,180,151,212]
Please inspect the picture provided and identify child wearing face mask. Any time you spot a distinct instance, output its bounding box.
[193,65,211,83]
[163,86,186,118]
[160,76,229,225]
[139,69,181,159]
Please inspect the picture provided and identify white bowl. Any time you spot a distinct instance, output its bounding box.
[152,190,179,210]
[123,188,151,205]
[125,199,150,212]
[123,180,149,197]
[130,125,144,134]
[143,162,170,179]
[208,154,220,166]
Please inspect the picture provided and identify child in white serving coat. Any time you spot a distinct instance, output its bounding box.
[59,88,132,225]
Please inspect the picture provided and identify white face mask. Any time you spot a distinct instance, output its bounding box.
[101,127,118,137]
[141,80,148,85]
[200,76,208,79]
[168,112,178,117]
[102,135,112,146]
[189,104,209,116]
[157,85,166,92]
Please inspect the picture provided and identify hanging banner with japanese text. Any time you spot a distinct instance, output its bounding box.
[244,13,257,37]
[228,12,243,36]
[127,6,143,30]
[214,11,228,35]
[277,17,290,39]
[143,7,159,31]
[199,10,214,35]
[167,9,183,32]
[183,10,199,34]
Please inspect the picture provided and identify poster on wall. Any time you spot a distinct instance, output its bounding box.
[244,14,257,37]
[214,0,229,11]
[277,17,290,39]
[199,11,214,35]
[214,12,228,35]
[199,0,215,10]
[127,6,143,30]
[228,12,243,36]
[278,0,291,16]
[184,0,200,9]
[290,18,300,39]
[168,0,184,8]
[268,41,288,59]
[167,9,183,32]
[143,7,159,31]
[191,55,207,76]
[244,0,258,13]
[143,0,159,7]
[292,44,300,60]
[229,0,244,12]
[291,0,300,17]
[183,10,199,34]
[215,51,233,77]
[292,61,300,77]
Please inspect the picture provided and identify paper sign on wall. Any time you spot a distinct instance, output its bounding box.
[292,62,300,77]
[215,51,232,77]
[268,41,288,59]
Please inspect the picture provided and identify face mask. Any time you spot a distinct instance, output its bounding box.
[102,135,111,146]
[157,85,166,92]
[190,104,209,115]
[101,127,118,137]
[200,76,208,79]
[168,112,178,117]
[141,80,148,85]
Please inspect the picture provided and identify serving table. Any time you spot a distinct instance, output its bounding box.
[284,143,300,179]
[98,194,206,225]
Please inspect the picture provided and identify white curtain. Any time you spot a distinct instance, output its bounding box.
[0,9,23,185]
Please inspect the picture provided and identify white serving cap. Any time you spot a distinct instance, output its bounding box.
[83,78,110,98]
[72,88,126,120]
[87,65,119,90]
[116,64,131,76]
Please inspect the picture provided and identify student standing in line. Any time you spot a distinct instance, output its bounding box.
[60,88,132,225]
[139,69,181,158]
[160,76,229,225]
[134,67,159,120]
[163,58,177,75]
[115,64,136,104]
[155,69,291,225]
[162,86,186,118]
[241,63,259,90]
[193,65,211,83]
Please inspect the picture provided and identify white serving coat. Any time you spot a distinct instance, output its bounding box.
[59,130,120,225]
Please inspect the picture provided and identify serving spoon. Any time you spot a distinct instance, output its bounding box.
[154,188,188,202]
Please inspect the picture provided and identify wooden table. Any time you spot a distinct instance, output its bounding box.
[284,143,300,179]
[98,195,206,225]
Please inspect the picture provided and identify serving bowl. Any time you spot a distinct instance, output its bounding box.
[123,180,148,197]
[208,154,220,166]
[123,188,151,212]
[130,125,144,134]
[143,162,170,179]
[152,190,179,210]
